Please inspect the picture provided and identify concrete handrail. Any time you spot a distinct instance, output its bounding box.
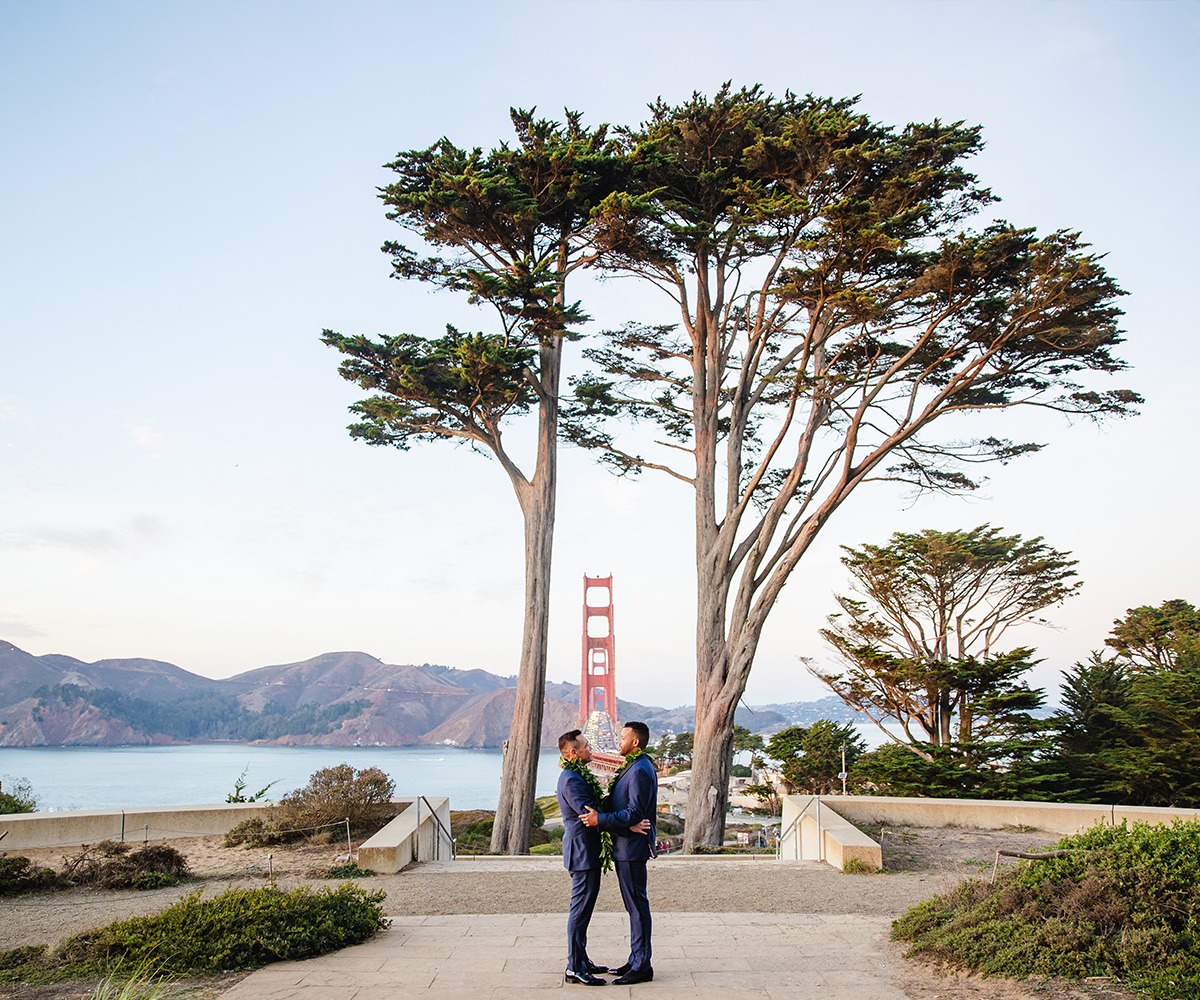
[419,795,456,860]
[780,795,882,871]
[358,796,451,873]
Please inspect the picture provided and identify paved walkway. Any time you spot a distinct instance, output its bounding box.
[219,910,910,1000]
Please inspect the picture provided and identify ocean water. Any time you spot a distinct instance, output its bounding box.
[0,722,904,813]
[0,744,564,812]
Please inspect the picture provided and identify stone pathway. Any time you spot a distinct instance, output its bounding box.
[219,911,909,1000]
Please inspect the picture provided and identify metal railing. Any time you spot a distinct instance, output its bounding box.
[417,795,457,860]
[776,794,823,862]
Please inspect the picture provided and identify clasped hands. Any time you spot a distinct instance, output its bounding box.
[580,806,651,834]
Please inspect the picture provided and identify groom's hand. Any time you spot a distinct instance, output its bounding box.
[580,806,599,827]
[631,818,651,834]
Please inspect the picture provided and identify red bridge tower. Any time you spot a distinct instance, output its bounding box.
[579,574,621,758]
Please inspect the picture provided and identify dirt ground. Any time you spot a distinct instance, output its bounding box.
[0,826,1137,1000]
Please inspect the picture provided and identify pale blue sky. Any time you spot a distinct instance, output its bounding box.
[1,1,1197,707]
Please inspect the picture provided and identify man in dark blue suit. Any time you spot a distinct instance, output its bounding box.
[556,729,649,986]
[581,720,658,985]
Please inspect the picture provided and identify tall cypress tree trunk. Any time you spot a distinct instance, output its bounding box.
[490,332,562,854]
[685,650,738,849]
[684,298,738,850]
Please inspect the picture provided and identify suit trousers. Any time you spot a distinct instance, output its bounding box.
[615,860,652,972]
[566,867,601,973]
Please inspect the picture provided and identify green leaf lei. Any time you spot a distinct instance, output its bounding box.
[606,748,648,797]
[560,749,653,875]
[560,755,614,872]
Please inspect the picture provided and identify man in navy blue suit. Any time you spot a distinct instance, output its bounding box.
[581,720,658,985]
[556,729,649,986]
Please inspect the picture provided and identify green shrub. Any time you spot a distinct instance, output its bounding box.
[449,809,500,854]
[893,819,1200,999]
[0,945,50,971]
[531,800,545,828]
[59,883,387,973]
[224,814,304,848]
[0,856,63,895]
[277,764,394,829]
[656,815,682,836]
[225,766,279,804]
[530,843,561,855]
[465,818,494,837]
[60,842,190,890]
[456,817,495,853]
[0,775,37,814]
[226,764,396,846]
[841,858,879,874]
[323,861,376,879]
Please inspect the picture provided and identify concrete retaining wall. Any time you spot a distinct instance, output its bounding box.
[825,795,1200,834]
[776,794,1200,872]
[357,796,452,873]
[0,802,272,851]
[0,797,458,858]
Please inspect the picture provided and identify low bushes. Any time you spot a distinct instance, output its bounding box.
[62,842,190,890]
[226,764,397,847]
[0,775,37,814]
[0,883,388,984]
[321,861,376,879]
[450,808,549,854]
[893,819,1200,999]
[63,883,388,972]
[0,843,188,896]
[0,856,61,895]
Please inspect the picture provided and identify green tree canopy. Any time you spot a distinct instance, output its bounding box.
[560,84,1134,848]
[814,526,1075,755]
[1053,635,1200,807]
[1104,599,1200,672]
[322,110,636,854]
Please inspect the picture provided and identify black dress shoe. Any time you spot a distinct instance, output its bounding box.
[586,962,611,975]
[612,963,632,976]
[611,967,653,985]
[565,970,607,986]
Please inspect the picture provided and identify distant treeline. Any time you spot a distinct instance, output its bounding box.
[32,684,369,742]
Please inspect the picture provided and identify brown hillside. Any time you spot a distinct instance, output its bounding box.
[0,695,165,747]
[229,651,464,713]
[420,689,579,748]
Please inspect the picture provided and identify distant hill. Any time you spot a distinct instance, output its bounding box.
[0,640,867,748]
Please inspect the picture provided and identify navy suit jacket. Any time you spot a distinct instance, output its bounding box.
[557,766,601,871]
[597,754,658,862]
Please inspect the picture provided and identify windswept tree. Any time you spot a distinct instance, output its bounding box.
[815,526,1079,753]
[1104,599,1200,672]
[564,86,1136,847]
[323,111,636,853]
[1054,601,1200,806]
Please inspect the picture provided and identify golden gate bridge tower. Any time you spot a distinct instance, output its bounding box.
[579,574,623,770]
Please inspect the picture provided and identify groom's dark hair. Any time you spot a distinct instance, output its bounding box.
[623,721,650,749]
[559,729,583,754]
